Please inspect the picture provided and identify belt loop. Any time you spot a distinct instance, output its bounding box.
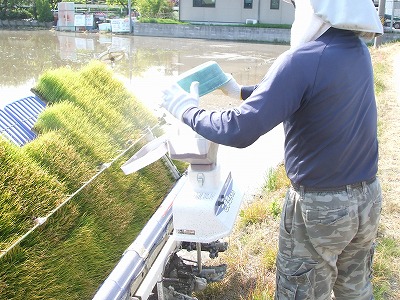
[346,184,353,198]
[362,181,367,194]
[300,185,305,199]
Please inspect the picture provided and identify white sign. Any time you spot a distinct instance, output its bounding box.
[74,14,85,27]
[110,18,130,33]
[85,14,94,27]
[74,14,94,27]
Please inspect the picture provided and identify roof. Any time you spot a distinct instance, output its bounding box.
[0,95,46,146]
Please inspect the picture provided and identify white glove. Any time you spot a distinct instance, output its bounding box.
[219,74,242,100]
[161,81,199,120]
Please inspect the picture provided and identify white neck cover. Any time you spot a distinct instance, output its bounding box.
[290,0,383,49]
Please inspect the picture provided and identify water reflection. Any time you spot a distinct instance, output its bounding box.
[0,30,289,108]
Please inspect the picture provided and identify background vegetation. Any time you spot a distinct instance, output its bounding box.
[0,61,178,299]
[0,0,175,21]
[0,0,53,21]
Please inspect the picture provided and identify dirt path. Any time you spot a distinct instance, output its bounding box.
[374,44,400,238]
[371,43,400,299]
[396,53,400,102]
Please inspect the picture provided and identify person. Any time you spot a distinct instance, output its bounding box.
[160,0,383,299]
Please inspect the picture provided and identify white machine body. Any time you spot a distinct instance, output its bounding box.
[173,164,243,243]
[166,126,244,243]
[121,123,244,244]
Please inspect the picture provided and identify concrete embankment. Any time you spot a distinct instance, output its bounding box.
[0,19,53,29]
[1,20,399,44]
[133,23,400,44]
[133,23,291,43]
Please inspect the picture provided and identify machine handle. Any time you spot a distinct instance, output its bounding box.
[121,135,169,175]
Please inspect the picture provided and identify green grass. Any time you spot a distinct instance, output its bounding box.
[239,165,288,226]
[139,17,188,24]
[372,237,400,299]
[0,61,176,299]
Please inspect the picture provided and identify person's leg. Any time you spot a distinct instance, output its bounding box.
[333,179,382,300]
[275,187,358,300]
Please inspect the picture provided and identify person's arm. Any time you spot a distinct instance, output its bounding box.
[241,85,257,100]
[218,75,257,100]
[182,51,316,148]
[163,49,316,148]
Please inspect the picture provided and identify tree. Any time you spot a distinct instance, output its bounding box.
[106,0,136,16]
[36,0,53,22]
[107,0,173,19]
[136,0,174,19]
[0,0,30,19]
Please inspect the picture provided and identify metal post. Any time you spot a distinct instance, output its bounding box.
[391,0,395,27]
[128,0,132,33]
[375,0,386,47]
[196,242,203,274]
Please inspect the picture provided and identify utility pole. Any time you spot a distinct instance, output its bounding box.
[128,0,132,33]
[374,0,386,47]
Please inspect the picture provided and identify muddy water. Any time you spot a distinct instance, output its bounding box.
[0,29,289,196]
[0,30,288,106]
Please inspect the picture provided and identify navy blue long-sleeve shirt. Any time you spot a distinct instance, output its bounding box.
[182,28,378,188]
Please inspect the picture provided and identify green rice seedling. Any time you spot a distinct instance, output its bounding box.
[0,138,66,251]
[34,101,120,165]
[4,158,172,300]
[34,67,79,104]
[79,61,128,104]
[0,62,177,300]
[34,61,157,147]
[23,131,94,192]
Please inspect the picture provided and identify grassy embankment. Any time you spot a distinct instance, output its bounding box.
[0,61,180,299]
[196,42,400,300]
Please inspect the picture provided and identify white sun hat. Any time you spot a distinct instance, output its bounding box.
[310,0,383,38]
[287,0,383,48]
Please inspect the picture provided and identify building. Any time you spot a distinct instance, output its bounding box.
[178,0,295,25]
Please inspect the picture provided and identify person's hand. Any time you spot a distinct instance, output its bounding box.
[219,74,242,99]
[160,81,199,121]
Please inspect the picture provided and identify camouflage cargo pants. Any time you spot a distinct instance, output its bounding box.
[275,178,382,300]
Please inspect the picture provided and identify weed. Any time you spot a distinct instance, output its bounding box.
[268,199,282,219]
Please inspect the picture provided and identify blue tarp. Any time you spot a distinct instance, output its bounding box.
[0,95,46,146]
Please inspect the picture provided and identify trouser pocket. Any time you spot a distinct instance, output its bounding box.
[275,255,317,300]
